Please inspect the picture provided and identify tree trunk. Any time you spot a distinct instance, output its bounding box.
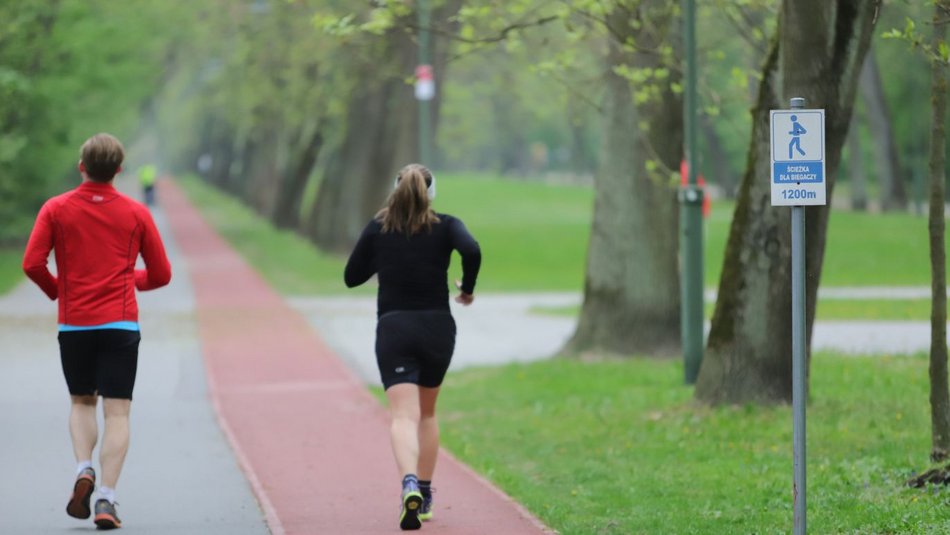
[242,126,281,217]
[847,114,868,211]
[492,62,529,175]
[860,49,908,212]
[701,114,737,198]
[696,0,880,404]
[306,3,461,252]
[928,0,950,463]
[272,125,324,230]
[566,2,682,356]
[306,61,415,252]
[567,96,595,175]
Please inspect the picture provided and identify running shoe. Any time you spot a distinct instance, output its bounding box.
[66,467,96,519]
[419,488,434,522]
[94,499,122,530]
[399,480,424,531]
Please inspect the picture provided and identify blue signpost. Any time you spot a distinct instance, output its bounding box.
[770,107,826,206]
[771,98,826,535]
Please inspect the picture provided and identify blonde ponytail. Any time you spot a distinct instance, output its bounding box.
[377,164,440,235]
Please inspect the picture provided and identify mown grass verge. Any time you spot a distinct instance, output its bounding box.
[179,173,950,533]
[432,353,949,534]
[0,248,23,295]
[531,298,941,322]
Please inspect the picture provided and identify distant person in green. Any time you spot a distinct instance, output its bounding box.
[138,164,157,206]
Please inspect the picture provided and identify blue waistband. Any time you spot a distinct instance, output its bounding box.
[58,321,140,332]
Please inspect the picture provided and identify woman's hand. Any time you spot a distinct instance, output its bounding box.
[454,280,474,306]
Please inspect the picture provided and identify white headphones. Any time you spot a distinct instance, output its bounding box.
[394,172,436,200]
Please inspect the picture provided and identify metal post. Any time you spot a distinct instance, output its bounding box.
[681,0,704,384]
[417,0,432,165]
[790,96,807,535]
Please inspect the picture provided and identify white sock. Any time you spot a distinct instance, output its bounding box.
[98,486,116,504]
[76,460,93,477]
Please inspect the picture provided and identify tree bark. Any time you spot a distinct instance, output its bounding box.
[245,131,281,216]
[928,0,950,463]
[696,0,880,404]
[306,56,415,252]
[566,2,682,356]
[306,2,461,252]
[847,114,868,211]
[860,49,908,212]
[272,125,324,230]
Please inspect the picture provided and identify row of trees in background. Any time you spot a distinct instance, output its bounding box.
[0,1,931,243]
[0,1,190,243]
[2,0,947,462]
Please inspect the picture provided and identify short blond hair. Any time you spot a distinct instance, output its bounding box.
[80,133,125,182]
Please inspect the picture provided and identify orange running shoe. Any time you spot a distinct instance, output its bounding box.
[94,499,122,530]
[66,467,96,519]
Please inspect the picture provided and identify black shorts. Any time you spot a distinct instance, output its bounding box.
[58,329,141,400]
[375,310,456,389]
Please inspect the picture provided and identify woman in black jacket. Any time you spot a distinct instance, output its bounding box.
[344,163,481,531]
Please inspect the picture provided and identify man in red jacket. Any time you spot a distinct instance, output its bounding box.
[22,133,171,530]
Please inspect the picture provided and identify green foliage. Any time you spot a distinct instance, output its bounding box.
[0,249,24,295]
[873,1,936,181]
[0,0,195,244]
[438,43,602,175]
[434,353,950,533]
[154,0,357,182]
[436,1,604,175]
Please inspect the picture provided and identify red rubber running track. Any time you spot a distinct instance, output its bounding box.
[159,179,553,534]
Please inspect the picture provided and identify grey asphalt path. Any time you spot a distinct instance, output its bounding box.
[291,288,948,385]
[0,206,269,533]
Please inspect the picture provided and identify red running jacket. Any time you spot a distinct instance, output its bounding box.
[22,180,172,326]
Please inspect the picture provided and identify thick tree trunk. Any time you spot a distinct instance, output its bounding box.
[242,127,281,216]
[928,0,950,463]
[272,125,324,230]
[860,50,908,212]
[566,3,682,356]
[696,0,880,404]
[847,114,868,211]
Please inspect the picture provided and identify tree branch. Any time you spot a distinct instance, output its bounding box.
[405,15,559,44]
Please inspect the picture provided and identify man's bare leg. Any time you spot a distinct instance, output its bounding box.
[100,398,131,490]
[69,395,98,463]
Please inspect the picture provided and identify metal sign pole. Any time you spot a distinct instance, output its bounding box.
[417,0,433,165]
[681,0,704,384]
[789,96,807,535]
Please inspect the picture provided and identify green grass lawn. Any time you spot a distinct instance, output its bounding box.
[433,173,593,292]
[706,202,944,288]
[176,172,946,296]
[182,174,950,532]
[0,248,23,295]
[816,299,937,321]
[430,353,950,534]
[532,299,941,322]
